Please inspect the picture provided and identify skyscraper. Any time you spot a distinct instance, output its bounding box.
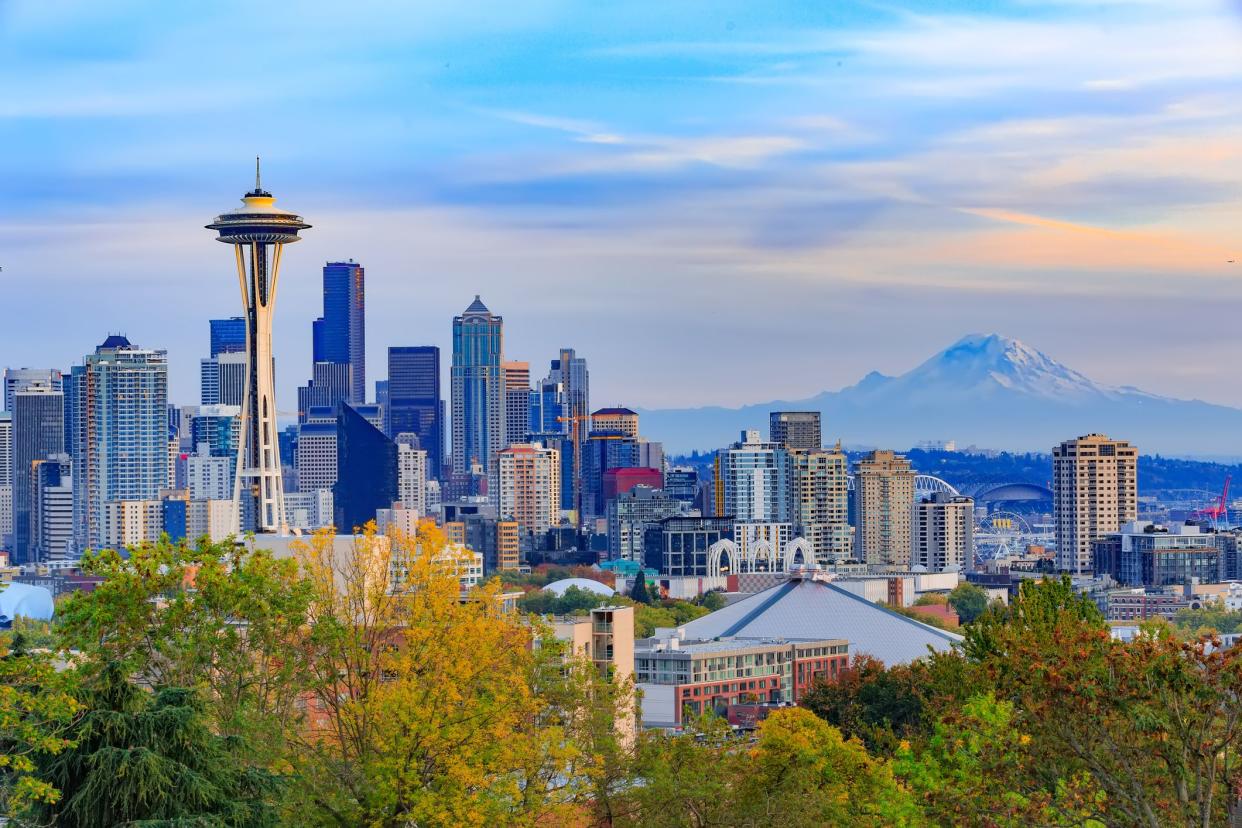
[1053,433,1138,574]
[298,361,352,420]
[334,403,397,532]
[200,318,247,406]
[209,317,246,357]
[206,164,310,533]
[395,434,428,517]
[70,337,169,552]
[312,261,365,405]
[592,407,639,438]
[451,296,503,479]
[387,346,443,480]
[0,413,11,550]
[791,444,851,563]
[12,382,64,563]
[503,361,530,448]
[497,442,561,540]
[853,449,915,568]
[4,368,63,415]
[31,453,73,563]
[770,411,822,452]
[717,430,793,524]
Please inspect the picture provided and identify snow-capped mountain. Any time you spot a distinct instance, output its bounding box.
[638,334,1242,456]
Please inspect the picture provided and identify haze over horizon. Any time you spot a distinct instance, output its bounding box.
[4,0,1242,413]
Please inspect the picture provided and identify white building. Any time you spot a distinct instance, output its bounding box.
[187,453,233,501]
[395,435,427,519]
[913,492,975,572]
[187,499,238,542]
[285,490,334,531]
[718,430,791,523]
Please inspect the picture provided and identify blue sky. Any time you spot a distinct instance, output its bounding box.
[3,0,1242,415]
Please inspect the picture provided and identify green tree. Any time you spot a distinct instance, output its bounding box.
[630,574,653,605]
[30,663,280,827]
[696,589,726,612]
[801,654,928,756]
[947,582,989,623]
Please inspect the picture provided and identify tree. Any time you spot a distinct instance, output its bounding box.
[55,535,315,766]
[630,573,653,605]
[801,654,928,756]
[0,634,78,816]
[947,582,989,623]
[30,663,280,827]
[696,590,726,612]
[284,523,612,826]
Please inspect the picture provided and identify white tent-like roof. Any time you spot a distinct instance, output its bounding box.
[544,577,616,598]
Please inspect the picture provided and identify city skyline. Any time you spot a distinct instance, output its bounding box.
[4,1,1242,413]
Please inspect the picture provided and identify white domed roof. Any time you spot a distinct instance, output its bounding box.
[544,577,615,597]
[0,582,54,622]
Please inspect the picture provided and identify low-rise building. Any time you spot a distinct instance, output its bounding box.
[1092,521,1218,587]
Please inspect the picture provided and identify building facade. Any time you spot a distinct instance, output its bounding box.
[451,296,504,479]
[913,492,975,572]
[1053,433,1138,574]
[644,515,734,576]
[791,445,850,563]
[503,361,531,449]
[13,383,65,563]
[333,403,398,532]
[718,430,792,524]
[769,411,821,452]
[387,346,443,480]
[312,261,366,405]
[853,449,915,568]
[607,485,684,563]
[497,443,561,538]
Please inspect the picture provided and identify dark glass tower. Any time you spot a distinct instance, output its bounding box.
[312,261,365,405]
[12,384,64,564]
[451,297,503,478]
[387,346,443,480]
[333,403,397,532]
[209,317,246,357]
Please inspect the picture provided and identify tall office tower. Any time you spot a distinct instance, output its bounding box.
[853,449,916,568]
[791,444,851,563]
[190,405,241,460]
[503,362,530,449]
[311,261,365,405]
[206,163,310,533]
[497,443,561,538]
[592,407,639,438]
[451,296,504,479]
[295,420,339,495]
[209,317,246,357]
[550,348,589,504]
[201,352,247,406]
[1053,433,1138,574]
[770,411,822,452]
[70,337,169,552]
[395,434,428,517]
[529,376,563,435]
[3,368,63,414]
[913,492,975,572]
[0,413,10,549]
[12,383,63,563]
[31,453,73,563]
[387,346,443,480]
[297,361,352,421]
[583,431,641,517]
[718,430,793,524]
[334,403,397,532]
[374,380,389,422]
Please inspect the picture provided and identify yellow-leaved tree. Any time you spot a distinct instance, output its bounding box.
[285,521,624,827]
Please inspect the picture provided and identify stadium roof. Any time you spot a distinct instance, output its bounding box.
[672,574,960,666]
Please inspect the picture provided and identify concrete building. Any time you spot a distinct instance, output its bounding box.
[497,443,561,538]
[592,407,639,439]
[395,435,428,518]
[643,515,733,576]
[636,634,847,728]
[607,485,684,563]
[3,368,63,415]
[295,421,338,495]
[31,453,73,562]
[791,444,850,563]
[187,453,234,502]
[733,522,793,566]
[1053,434,1138,574]
[854,450,916,568]
[913,492,975,572]
[187,499,238,542]
[769,411,821,452]
[285,490,333,532]
[552,604,635,683]
[503,361,530,449]
[1092,521,1218,587]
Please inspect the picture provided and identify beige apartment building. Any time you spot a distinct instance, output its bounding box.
[1053,433,1138,574]
[853,450,915,568]
[497,443,561,537]
[791,444,851,563]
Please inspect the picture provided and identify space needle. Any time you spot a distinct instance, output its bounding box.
[206,160,310,534]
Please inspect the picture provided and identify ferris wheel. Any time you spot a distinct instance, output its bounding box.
[975,511,1046,559]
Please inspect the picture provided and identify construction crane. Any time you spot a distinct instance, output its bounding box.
[556,413,592,525]
[1192,475,1232,528]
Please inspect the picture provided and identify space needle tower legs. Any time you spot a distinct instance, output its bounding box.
[206,160,311,534]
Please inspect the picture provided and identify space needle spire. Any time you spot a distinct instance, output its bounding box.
[206,163,310,534]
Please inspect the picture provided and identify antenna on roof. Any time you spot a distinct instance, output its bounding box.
[255,156,261,191]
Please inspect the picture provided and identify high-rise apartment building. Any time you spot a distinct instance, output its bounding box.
[451,296,504,479]
[770,411,822,452]
[31,453,73,563]
[718,430,792,524]
[12,382,64,563]
[387,346,443,480]
[70,337,169,552]
[395,434,428,518]
[913,492,975,572]
[1053,433,1138,574]
[497,443,561,538]
[853,449,915,568]
[312,261,365,405]
[503,361,531,449]
[791,444,850,563]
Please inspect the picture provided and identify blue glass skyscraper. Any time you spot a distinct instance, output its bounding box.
[333,402,397,532]
[209,317,246,357]
[387,346,443,480]
[451,297,503,479]
[312,261,365,405]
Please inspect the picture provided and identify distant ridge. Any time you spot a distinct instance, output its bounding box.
[637,333,1242,456]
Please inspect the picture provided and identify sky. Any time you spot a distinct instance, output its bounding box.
[3,0,1242,415]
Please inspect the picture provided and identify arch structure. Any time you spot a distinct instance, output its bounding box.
[914,474,960,498]
[707,537,819,578]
